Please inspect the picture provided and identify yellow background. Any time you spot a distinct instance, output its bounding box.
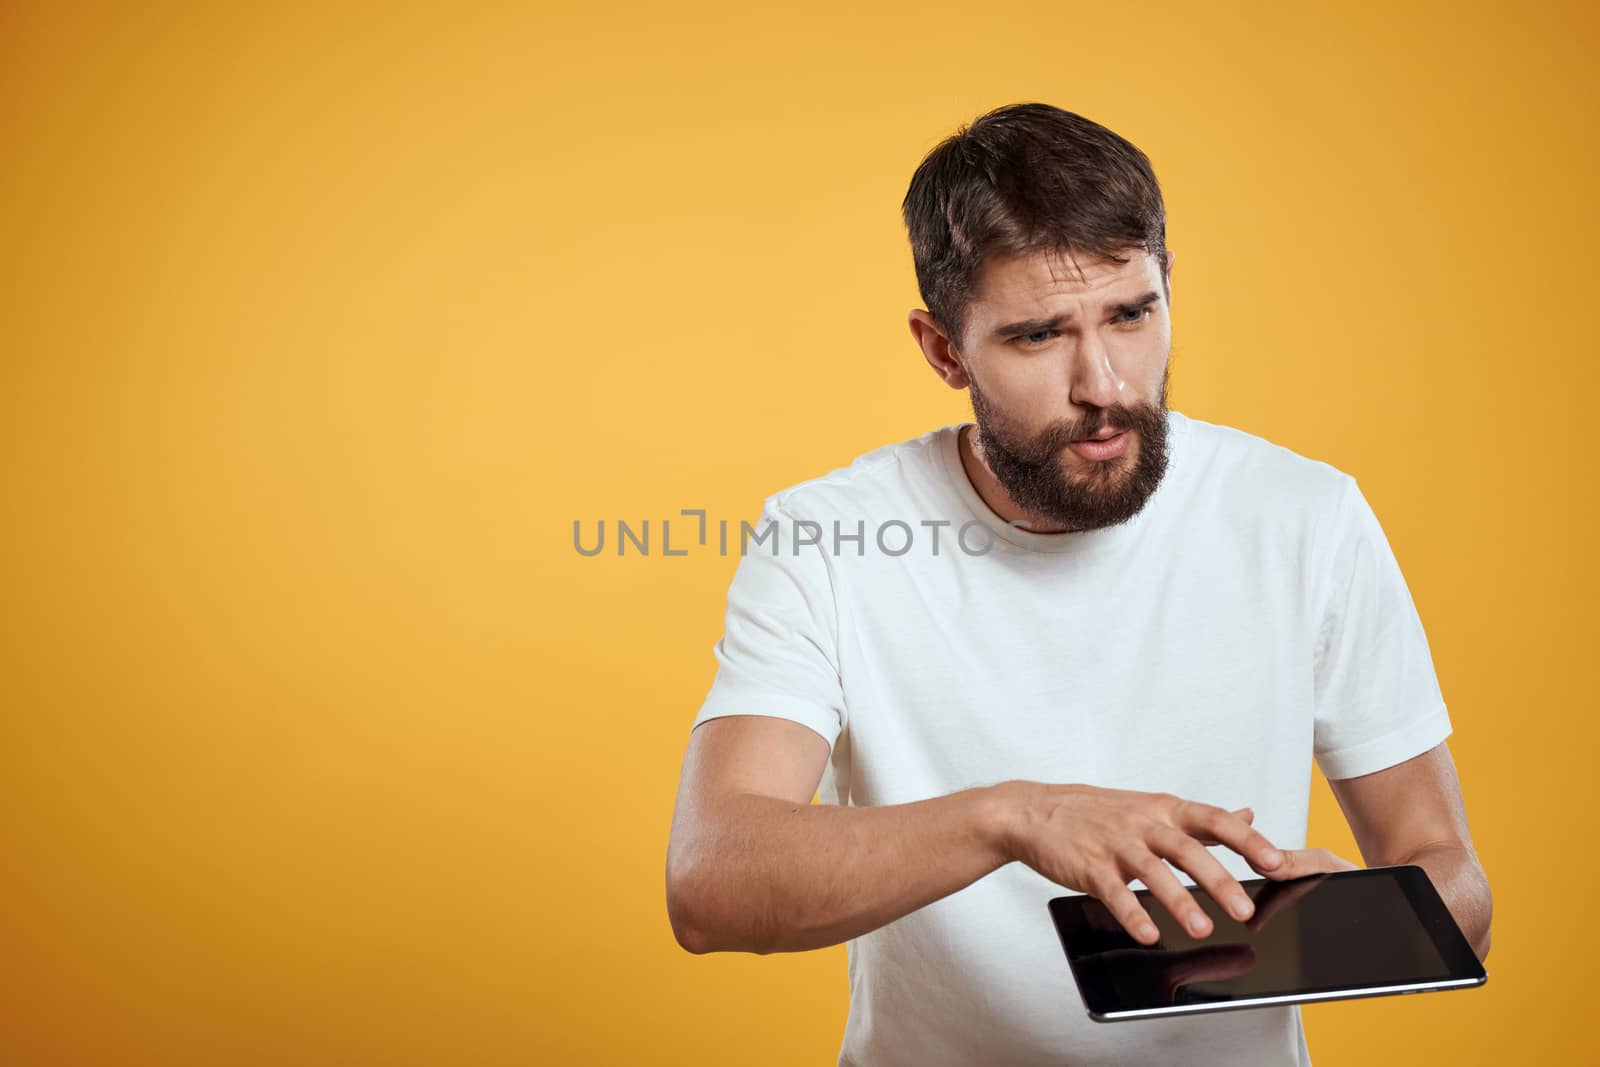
[2,2,1593,1063]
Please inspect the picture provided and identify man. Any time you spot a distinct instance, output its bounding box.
[664,102,1491,1066]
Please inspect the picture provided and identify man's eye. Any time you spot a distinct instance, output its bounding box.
[1015,308,1150,346]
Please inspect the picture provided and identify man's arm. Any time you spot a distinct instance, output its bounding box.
[665,714,1011,955]
[665,714,1288,955]
[1327,740,1493,959]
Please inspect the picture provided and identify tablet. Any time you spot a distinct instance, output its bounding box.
[1048,864,1486,1022]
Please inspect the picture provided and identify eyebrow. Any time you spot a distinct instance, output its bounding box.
[990,290,1162,340]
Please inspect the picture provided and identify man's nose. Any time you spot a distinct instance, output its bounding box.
[1065,330,1126,411]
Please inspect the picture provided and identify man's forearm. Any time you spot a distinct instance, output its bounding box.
[669,784,1014,955]
[1404,842,1492,960]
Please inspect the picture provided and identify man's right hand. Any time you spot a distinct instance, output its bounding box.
[997,781,1288,945]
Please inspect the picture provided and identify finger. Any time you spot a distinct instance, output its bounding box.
[1194,807,1255,845]
[1264,848,1310,880]
[1126,850,1213,939]
[1176,801,1284,874]
[1316,848,1360,872]
[1094,878,1161,945]
[1150,824,1255,922]
[1274,848,1359,879]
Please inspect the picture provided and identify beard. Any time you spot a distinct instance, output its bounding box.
[967,364,1172,533]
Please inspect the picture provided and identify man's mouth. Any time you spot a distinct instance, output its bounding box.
[1067,429,1131,460]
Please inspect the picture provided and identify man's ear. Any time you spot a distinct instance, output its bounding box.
[1163,249,1175,306]
[908,309,970,390]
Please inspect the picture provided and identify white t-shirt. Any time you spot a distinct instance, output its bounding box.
[690,409,1451,1067]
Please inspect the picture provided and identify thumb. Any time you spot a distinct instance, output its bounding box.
[1262,847,1359,879]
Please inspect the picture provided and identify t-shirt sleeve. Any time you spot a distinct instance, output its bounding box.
[1311,474,1452,780]
[690,495,845,750]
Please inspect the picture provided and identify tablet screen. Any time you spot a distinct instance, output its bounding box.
[1048,865,1485,1020]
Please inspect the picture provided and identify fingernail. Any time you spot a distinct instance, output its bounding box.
[1262,848,1284,869]
[1188,914,1209,936]
[1230,895,1253,920]
[1138,922,1158,942]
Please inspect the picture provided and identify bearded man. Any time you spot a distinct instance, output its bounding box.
[666,101,1491,1067]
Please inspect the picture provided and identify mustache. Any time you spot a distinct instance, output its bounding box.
[1066,418,1132,443]
[1030,409,1147,452]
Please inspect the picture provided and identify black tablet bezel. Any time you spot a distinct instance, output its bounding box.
[1048,864,1487,1022]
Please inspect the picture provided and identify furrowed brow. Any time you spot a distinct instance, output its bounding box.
[990,290,1162,339]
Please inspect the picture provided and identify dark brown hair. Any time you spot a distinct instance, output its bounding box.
[901,102,1170,352]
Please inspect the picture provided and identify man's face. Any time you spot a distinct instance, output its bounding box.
[953,246,1174,532]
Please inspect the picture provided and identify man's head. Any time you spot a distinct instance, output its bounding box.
[901,103,1176,532]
